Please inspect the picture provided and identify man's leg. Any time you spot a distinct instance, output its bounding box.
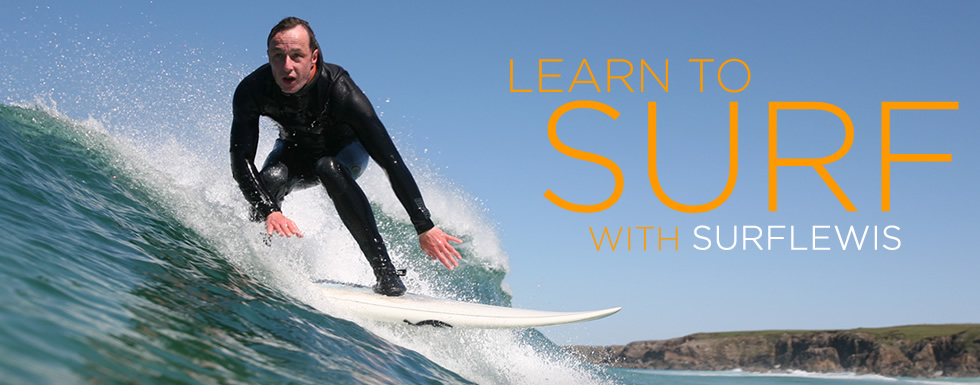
[334,141,369,179]
[314,142,406,296]
[253,140,319,244]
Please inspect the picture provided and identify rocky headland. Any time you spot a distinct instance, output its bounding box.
[569,324,980,378]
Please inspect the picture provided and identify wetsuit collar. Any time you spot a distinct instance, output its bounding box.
[306,62,317,86]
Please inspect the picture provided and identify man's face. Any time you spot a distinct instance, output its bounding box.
[267,25,319,94]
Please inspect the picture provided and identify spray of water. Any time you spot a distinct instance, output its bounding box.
[2,10,616,384]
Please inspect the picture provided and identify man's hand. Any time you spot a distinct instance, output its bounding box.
[266,212,304,238]
[419,227,463,270]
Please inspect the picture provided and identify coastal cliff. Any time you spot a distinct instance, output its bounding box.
[569,324,980,378]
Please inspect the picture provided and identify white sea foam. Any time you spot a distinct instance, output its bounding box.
[626,367,978,384]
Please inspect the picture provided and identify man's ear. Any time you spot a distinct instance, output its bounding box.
[312,49,319,65]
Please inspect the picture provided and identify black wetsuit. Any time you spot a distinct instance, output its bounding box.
[230,62,432,294]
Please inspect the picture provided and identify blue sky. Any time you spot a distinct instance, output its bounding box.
[2,1,978,345]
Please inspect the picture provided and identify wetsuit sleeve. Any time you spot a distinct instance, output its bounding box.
[332,74,435,234]
[230,80,281,219]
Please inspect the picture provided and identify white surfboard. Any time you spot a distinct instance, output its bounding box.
[315,281,621,328]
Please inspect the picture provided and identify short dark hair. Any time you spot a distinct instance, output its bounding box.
[267,17,322,63]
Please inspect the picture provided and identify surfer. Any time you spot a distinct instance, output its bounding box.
[230,17,462,297]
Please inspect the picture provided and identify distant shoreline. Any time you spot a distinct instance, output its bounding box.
[568,324,980,378]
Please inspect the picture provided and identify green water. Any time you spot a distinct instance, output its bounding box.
[0,104,479,384]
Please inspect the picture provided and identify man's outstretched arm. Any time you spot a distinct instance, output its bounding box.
[229,82,301,237]
[334,73,462,268]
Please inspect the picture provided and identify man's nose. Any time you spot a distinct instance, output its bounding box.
[283,57,297,71]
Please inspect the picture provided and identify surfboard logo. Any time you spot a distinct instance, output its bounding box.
[403,320,453,328]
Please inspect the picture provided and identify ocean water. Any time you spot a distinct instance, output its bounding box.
[3,106,978,385]
[610,369,980,385]
[0,103,604,384]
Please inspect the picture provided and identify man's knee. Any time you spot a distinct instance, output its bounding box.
[314,157,347,189]
[336,141,369,180]
[260,163,289,190]
[259,162,294,207]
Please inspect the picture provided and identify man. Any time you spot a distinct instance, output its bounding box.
[230,17,462,296]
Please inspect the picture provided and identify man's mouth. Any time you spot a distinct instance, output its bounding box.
[282,76,297,84]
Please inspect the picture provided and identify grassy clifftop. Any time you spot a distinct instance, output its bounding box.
[695,324,980,342]
[570,324,980,378]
